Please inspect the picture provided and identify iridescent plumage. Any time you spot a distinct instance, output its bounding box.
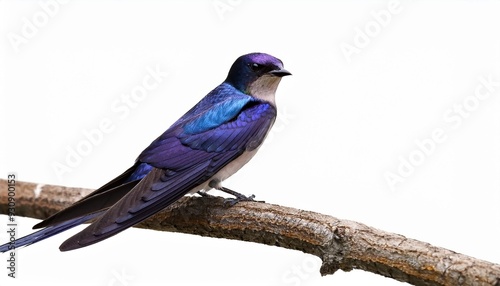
[0,53,290,252]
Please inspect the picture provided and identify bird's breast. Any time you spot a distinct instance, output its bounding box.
[190,148,261,194]
[210,148,260,187]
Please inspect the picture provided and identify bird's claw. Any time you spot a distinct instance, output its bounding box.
[223,194,265,207]
[205,184,264,206]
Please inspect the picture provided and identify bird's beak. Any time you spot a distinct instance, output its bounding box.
[268,68,292,77]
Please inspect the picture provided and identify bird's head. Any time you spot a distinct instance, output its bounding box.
[225,53,291,104]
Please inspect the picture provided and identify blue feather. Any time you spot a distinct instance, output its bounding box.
[127,162,153,181]
[183,96,251,134]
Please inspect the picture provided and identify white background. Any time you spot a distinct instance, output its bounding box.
[1,1,500,285]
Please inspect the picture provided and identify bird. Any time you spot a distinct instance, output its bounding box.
[0,52,291,252]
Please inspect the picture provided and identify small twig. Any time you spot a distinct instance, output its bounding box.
[0,179,499,286]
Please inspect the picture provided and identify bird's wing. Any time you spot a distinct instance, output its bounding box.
[0,212,103,253]
[59,100,277,251]
[33,163,143,229]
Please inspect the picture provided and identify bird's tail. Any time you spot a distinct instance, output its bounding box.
[0,212,102,253]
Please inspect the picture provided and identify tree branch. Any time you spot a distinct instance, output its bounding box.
[1,179,499,285]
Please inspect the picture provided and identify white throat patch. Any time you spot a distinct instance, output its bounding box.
[247,75,282,105]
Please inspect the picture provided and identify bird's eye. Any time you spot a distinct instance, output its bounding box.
[250,63,262,71]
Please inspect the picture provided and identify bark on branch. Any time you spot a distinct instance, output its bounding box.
[1,179,499,286]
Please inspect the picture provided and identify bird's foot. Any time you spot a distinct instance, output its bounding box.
[207,181,264,206]
[197,190,217,198]
[219,187,264,207]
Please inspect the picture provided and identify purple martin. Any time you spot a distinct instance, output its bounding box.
[0,52,291,252]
